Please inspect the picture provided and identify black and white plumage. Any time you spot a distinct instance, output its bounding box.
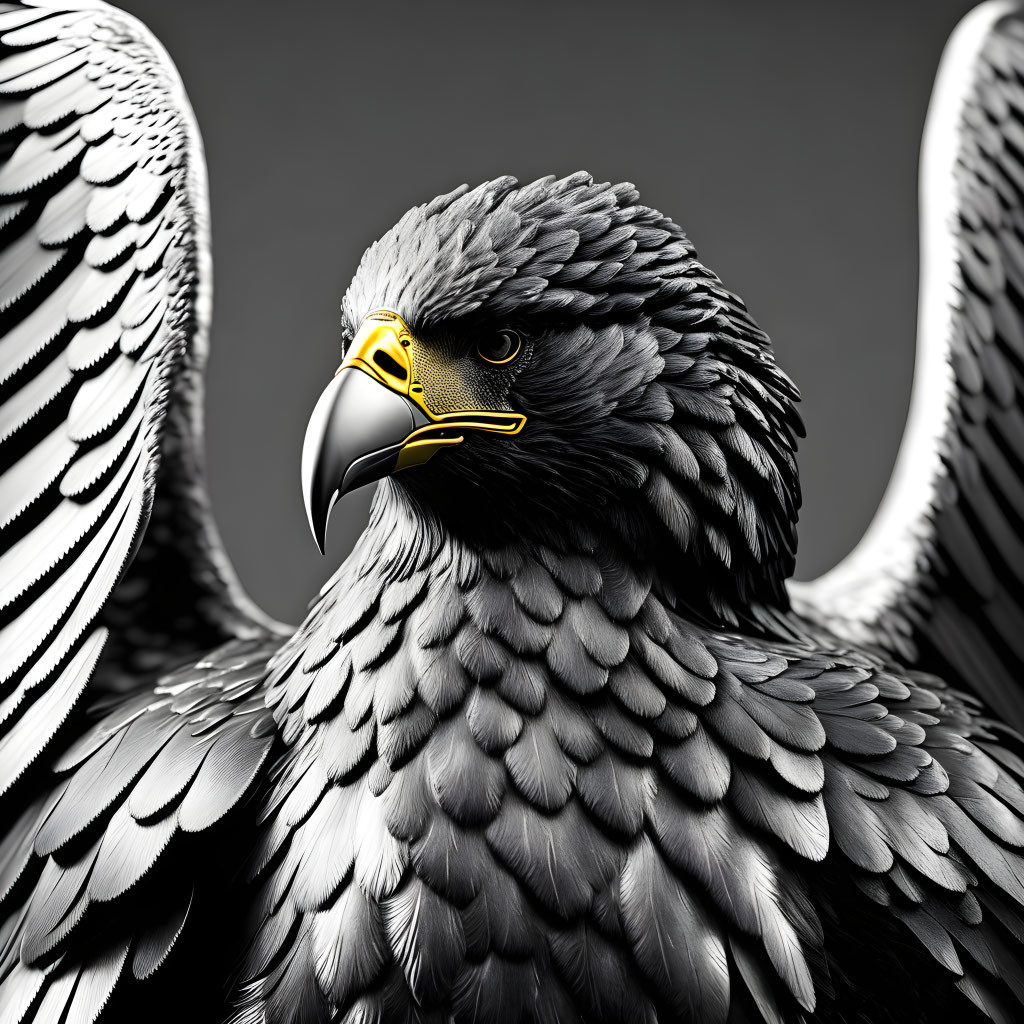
[793,0,1024,737]
[0,2,1023,1023]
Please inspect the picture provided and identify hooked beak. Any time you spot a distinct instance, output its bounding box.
[301,368,428,553]
[301,309,526,553]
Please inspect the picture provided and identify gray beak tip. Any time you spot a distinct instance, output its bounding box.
[300,367,421,554]
[306,497,331,556]
[301,374,344,555]
[306,485,338,556]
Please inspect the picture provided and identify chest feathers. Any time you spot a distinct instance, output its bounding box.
[231,494,970,1024]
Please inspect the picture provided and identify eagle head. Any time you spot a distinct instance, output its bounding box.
[303,173,803,624]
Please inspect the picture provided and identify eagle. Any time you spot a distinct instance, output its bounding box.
[0,1,1023,1022]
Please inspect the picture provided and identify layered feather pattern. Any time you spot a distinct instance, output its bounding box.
[0,637,277,1024]
[1,3,1024,1022]
[797,2,1024,738]
[228,488,1024,1024]
[0,0,278,800]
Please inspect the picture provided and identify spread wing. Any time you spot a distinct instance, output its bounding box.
[793,0,1024,731]
[0,636,279,1024]
[0,0,284,797]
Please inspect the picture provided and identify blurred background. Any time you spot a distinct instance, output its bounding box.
[118,0,981,624]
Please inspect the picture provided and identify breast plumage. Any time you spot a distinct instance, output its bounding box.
[0,4,1023,1024]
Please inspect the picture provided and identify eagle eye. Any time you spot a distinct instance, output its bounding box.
[477,329,522,365]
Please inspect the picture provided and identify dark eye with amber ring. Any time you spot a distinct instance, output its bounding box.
[476,328,522,365]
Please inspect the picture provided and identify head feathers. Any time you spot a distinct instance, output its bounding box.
[346,173,803,626]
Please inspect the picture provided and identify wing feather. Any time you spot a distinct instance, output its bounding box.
[0,0,286,797]
[795,1,1024,729]
[0,637,277,1023]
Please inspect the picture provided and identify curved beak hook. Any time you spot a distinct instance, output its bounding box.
[301,309,527,554]
[301,368,427,554]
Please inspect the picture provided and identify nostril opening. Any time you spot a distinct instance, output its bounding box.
[373,349,407,380]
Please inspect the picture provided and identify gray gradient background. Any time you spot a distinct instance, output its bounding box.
[118,0,980,625]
